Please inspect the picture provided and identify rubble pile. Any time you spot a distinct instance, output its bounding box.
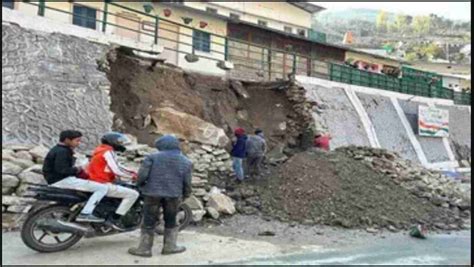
[256,149,468,231]
[2,141,237,229]
[336,146,471,212]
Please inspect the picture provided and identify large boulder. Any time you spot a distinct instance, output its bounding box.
[2,162,23,175]
[150,107,229,148]
[207,193,236,215]
[2,174,20,188]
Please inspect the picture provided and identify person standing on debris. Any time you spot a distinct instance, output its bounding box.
[86,132,140,230]
[231,128,248,182]
[128,135,192,257]
[314,132,332,151]
[44,130,109,223]
[246,129,267,179]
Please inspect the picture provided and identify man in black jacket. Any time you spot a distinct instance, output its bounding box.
[128,135,192,258]
[43,130,108,223]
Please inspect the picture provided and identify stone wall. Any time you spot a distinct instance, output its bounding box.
[2,23,113,150]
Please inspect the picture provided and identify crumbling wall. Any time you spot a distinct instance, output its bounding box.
[106,51,311,152]
[2,23,113,150]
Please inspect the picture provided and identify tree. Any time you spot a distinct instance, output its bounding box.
[376,11,388,33]
[393,14,409,33]
[405,52,418,61]
[412,15,431,35]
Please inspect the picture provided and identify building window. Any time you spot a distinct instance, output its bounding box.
[229,13,240,21]
[258,20,268,27]
[297,29,306,37]
[2,0,15,9]
[284,26,293,34]
[193,30,211,52]
[206,7,218,14]
[73,5,97,30]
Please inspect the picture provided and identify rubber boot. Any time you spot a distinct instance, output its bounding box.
[128,230,154,257]
[161,227,186,255]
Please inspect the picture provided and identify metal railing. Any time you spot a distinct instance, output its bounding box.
[330,63,471,105]
[17,1,471,105]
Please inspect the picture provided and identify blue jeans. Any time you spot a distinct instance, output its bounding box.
[232,157,244,181]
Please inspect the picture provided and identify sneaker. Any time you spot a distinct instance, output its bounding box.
[76,214,105,223]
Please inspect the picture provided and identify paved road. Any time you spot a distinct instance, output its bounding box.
[2,229,470,265]
[1,230,315,265]
[235,231,472,265]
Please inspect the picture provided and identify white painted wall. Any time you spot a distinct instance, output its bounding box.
[296,75,470,171]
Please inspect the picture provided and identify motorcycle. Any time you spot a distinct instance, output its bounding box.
[20,181,192,253]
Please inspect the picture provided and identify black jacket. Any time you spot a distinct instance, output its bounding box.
[42,144,79,184]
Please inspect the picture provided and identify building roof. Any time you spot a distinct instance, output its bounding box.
[286,1,326,14]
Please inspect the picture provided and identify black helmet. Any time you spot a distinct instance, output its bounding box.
[101,132,131,152]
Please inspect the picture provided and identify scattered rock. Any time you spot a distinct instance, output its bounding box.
[258,230,276,236]
[206,207,220,219]
[192,210,206,222]
[207,193,236,215]
[366,227,378,234]
[184,196,204,210]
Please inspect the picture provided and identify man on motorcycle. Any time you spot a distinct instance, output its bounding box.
[86,132,140,230]
[44,130,109,223]
[128,135,192,257]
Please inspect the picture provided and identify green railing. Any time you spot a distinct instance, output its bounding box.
[18,1,470,106]
[330,64,471,105]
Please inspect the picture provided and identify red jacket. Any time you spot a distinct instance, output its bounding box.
[314,135,331,151]
[87,144,116,184]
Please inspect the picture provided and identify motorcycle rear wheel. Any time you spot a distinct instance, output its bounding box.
[21,205,83,253]
[155,203,193,235]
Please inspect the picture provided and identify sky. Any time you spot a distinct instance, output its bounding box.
[314,2,471,21]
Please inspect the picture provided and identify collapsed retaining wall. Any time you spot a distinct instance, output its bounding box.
[2,23,113,150]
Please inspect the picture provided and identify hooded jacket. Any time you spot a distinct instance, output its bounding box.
[137,135,193,198]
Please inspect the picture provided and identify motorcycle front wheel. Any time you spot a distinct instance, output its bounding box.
[21,205,83,253]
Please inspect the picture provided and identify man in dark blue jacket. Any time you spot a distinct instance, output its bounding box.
[231,128,247,182]
[128,135,192,258]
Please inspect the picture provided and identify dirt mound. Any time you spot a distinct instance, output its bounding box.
[257,149,465,231]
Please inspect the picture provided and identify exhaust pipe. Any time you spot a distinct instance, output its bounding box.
[36,219,94,236]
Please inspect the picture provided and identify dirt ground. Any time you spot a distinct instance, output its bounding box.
[107,51,295,150]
